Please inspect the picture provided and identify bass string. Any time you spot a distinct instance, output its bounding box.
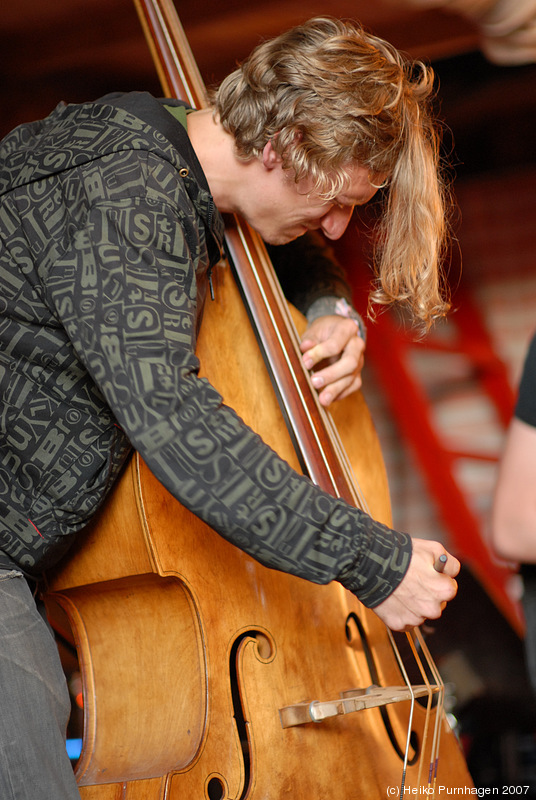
[405,629,439,792]
[414,627,446,795]
[243,227,447,796]
[297,335,447,796]
[134,0,207,107]
[141,0,374,515]
[236,208,445,797]
[135,0,446,792]
[282,307,447,795]
[234,223,351,494]
[388,628,418,799]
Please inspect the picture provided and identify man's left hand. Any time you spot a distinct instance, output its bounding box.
[300,314,365,407]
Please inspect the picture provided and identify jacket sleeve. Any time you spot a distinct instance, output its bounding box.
[44,191,410,609]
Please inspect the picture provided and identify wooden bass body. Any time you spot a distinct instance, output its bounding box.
[45,256,472,799]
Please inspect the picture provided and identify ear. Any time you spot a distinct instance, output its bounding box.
[262,140,283,170]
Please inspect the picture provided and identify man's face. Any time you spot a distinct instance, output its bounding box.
[239,147,382,246]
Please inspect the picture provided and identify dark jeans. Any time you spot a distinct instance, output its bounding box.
[0,569,80,799]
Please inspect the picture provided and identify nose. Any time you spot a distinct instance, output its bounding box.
[319,205,354,240]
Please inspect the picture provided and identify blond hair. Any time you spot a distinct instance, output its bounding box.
[212,16,451,331]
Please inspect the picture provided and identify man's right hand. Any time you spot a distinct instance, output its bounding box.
[372,538,460,631]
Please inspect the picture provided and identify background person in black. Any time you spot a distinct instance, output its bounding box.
[493,332,536,692]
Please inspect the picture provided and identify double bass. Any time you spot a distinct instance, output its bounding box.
[44,1,474,797]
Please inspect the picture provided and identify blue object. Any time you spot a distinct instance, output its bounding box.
[66,739,83,760]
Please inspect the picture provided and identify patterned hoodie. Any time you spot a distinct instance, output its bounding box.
[0,91,411,607]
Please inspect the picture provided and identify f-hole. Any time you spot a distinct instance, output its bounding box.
[345,612,420,765]
[227,629,273,800]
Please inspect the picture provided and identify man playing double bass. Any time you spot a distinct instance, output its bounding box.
[0,16,459,798]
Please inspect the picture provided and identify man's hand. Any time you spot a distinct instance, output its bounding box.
[300,314,365,407]
[372,539,460,632]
